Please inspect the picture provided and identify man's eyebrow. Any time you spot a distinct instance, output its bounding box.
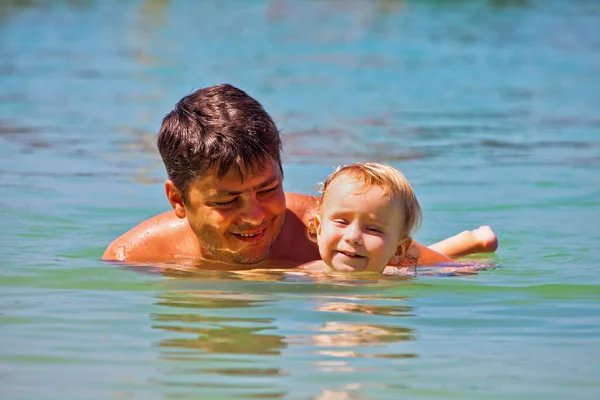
[214,176,280,197]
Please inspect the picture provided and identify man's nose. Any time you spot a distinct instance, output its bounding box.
[343,223,363,245]
[240,196,266,225]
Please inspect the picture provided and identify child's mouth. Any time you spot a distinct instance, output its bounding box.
[337,251,365,259]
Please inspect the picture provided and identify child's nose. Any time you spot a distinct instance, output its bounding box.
[343,223,363,245]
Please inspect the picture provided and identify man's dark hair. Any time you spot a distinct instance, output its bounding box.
[157,84,283,203]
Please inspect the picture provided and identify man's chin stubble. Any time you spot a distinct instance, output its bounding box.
[232,245,274,265]
[203,215,283,265]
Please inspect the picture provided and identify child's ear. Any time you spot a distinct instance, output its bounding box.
[395,236,413,257]
[166,180,186,219]
[388,237,413,265]
[314,215,322,238]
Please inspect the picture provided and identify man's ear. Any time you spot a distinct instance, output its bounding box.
[395,236,413,257]
[165,180,186,219]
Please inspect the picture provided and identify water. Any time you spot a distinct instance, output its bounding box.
[1,0,599,398]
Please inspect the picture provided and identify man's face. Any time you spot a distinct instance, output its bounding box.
[182,160,286,265]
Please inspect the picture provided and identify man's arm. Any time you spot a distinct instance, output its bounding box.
[102,210,196,262]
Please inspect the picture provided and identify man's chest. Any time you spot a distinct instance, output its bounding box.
[270,220,320,263]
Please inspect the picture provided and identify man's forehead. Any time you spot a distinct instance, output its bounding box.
[194,160,282,191]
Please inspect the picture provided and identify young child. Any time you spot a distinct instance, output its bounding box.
[302,163,422,273]
[302,163,497,274]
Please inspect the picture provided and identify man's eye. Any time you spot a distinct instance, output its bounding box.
[214,199,237,206]
[258,186,279,195]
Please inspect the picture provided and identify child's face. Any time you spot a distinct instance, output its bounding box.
[315,176,410,273]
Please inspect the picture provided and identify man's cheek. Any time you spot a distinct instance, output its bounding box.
[268,197,286,214]
[205,209,234,225]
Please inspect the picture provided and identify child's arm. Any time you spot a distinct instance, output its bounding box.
[391,242,452,267]
[390,226,498,267]
[298,260,330,272]
[428,226,498,259]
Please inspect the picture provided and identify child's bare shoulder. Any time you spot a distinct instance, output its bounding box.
[298,260,330,272]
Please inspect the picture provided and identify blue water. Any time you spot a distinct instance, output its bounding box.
[1,1,600,399]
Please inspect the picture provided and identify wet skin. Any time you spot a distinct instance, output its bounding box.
[102,162,453,267]
[166,160,287,265]
[314,176,412,273]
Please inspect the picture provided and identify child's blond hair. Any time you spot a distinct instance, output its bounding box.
[307,163,422,243]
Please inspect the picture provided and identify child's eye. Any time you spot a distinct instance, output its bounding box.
[333,219,348,226]
[367,227,383,233]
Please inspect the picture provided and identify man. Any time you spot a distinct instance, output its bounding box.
[103,84,497,268]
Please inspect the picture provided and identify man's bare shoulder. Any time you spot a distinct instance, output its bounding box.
[102,210,195,262]
[284,192,319,224]
[102,192,319,264]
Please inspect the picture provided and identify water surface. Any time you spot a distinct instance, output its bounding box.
[1,1,599,399]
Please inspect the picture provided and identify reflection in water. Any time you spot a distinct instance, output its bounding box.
[315,298,414,316]
[311,297,416,361]
[305,295,418,398]
[313,321,415,357]
[150,286,419,397]
[157,323,285,356]
[2,0,599,397]
[152,291,285,356]
[151,290,287,397]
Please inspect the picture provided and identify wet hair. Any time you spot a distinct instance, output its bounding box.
[307,162,423,242]
[157,84,282,203]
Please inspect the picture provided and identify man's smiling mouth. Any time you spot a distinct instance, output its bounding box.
[232,228,267,242]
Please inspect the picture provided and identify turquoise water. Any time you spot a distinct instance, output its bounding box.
[1,0,600,398]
